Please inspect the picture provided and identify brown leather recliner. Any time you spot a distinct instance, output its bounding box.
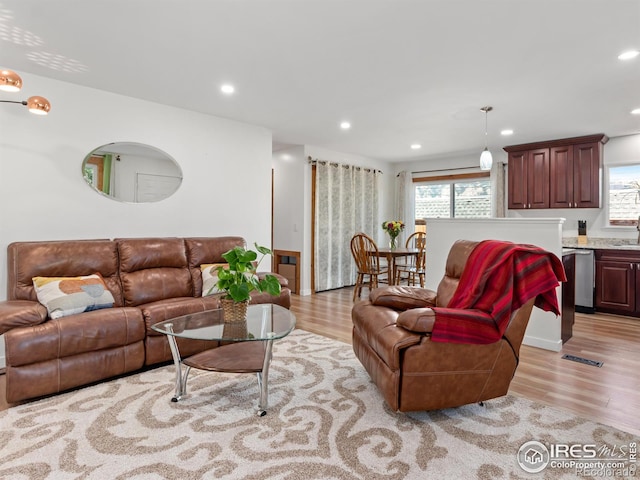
[351,240,538,412]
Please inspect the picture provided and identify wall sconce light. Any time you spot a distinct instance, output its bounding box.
[0,69,51,115]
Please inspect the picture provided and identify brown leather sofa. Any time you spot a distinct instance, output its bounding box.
[352,240,539,412]
[0,237,291,403]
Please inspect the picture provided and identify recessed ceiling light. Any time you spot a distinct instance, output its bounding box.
[618,50,639,60]
[631,108,640,115]
[501,129,514,135]
[410,144,422,149]
[220,84,235,94]
[340,121,351,130]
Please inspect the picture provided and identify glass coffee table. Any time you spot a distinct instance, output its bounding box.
[151,303,296,416]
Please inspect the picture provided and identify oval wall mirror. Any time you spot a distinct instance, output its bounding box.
[82,142,182,203]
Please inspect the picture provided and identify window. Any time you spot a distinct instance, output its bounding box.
[415,183,451,218]
[414,175,491,221]
[608,164,640,226]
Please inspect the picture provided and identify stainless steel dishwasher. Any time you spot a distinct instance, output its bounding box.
[574,249,595,313]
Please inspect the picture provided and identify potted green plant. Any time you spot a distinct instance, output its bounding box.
[214,243,282,321]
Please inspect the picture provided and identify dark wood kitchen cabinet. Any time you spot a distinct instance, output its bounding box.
[549,141,602,208]
[595,249,640,317]
[505,134,607,210]
[507,148,549,209]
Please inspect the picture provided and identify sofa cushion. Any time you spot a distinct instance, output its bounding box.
[5,307,145,366]
[140,296,221,335]
[0,301,48,335]
[117,238,193,306]
[396,308,436,333]
[201,263,228,296]
[7,239,122,306]
[369,286,436,311]
[32,273,115,319]
[184,237,246,296]
[351,300,421,371]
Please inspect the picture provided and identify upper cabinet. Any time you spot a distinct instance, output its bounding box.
[550,141,602,208]
[504,134,608,210]
[507,148,549,209]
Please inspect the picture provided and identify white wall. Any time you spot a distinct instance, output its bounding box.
[272,145,306,253]
[425,218,565,352]
[272,145,392,295]
[272,145,306,295]
[0,73,274,300]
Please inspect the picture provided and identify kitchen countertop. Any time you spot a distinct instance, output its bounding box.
[562,237,640,250]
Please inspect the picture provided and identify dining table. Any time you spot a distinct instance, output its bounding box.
[373,247,420,286]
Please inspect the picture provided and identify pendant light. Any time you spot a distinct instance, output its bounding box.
[479,106,493,171]
[0,69,51,115]
[0,69,23,92]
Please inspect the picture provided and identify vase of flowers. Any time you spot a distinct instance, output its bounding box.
[382,220,405,249]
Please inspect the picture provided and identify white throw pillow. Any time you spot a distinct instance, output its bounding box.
[201,263,228,296]
[32,273,115,319]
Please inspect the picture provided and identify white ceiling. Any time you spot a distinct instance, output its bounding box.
[2,0,639,162]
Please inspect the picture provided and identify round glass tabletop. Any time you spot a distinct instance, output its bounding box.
[151,303,296,342]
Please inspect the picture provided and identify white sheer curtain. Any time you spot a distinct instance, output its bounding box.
[314,161,380,291]
[492,160,506,217]
[395,171,414,241]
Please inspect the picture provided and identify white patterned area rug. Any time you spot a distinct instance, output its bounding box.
[0,330,636,480]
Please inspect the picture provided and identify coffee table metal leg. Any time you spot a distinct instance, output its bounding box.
[256,333,275,416]
[163,323,190,402]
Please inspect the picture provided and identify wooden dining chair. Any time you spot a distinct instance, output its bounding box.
[395,231,426,287]
[350,232,389,301]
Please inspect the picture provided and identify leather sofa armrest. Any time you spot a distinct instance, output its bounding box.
[0,300,48,335]
[257,271,288,287]
[369,286,436,311]
[352,300,422,371]
[396,307,436,334]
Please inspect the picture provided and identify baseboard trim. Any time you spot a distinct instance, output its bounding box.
[575,305,596,314]
[523,334,562,352]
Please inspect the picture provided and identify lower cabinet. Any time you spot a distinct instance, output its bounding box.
[595,249,640,317]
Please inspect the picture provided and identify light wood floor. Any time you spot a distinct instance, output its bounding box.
[2,288,639,436]
[290,287,640,436]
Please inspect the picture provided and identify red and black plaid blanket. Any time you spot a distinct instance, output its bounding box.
[431,240,567,344]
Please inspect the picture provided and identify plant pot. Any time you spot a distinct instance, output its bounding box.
[220,298,249,323]
[222,319,248,339]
